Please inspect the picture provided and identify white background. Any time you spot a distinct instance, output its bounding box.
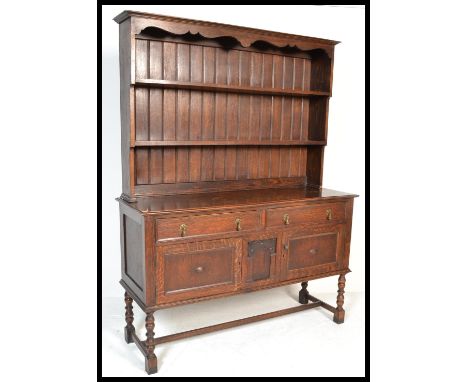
[101,4,365,377]
[0,1,466,380]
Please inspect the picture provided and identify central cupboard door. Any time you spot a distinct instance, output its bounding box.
[281,225,345,281]
[241,234,280,289]
[156,238,242,304]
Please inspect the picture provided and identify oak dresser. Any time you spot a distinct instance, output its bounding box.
[113,10,358,374]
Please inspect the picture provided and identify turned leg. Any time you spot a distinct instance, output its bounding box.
[124,292,135,343]
[145,312,158,374]
[333,274,346,324]
[299,281,309,304]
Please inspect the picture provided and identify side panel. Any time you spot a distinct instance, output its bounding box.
[118,19,134,198]
[343,198,355,269]
[119,204,145,302]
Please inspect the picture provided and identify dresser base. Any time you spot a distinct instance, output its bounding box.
[122,274,348,374]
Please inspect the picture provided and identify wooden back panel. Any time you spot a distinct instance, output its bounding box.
[115,13,336,197]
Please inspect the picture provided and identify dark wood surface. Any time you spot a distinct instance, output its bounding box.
[265,200,346,227]
[113,10,339,53]
[123,197,351,308]
[135,78,331,97]
[333,274,346,324]
[124,292,135,344]
[163,246,234,292]
[119,186,356,214]
[134,177,309,196]
[116,10,336,199]
[133,140,327,146]
[282,224,344,281]
[145,312,158,373]
[246,238,277,283]
[156,209,262,240]
[120,268,351,313]
[118,18,133,198]
[288,231,338,270]
[156,238,242,304]
[114,10,357,374]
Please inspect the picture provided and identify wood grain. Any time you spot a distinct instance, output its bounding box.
[156,238,242,303]
[116,11,357,375]
[128,37,331,191]
[133,140,326,147]
[282,224,345,281]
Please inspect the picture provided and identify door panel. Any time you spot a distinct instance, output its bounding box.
[242,234,279,289]
[288,232,337,270]
[247,239,275,281]
[282,225,344,280]
[156,238,241,303]
[164,247,233,292]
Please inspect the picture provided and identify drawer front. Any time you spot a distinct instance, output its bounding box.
[266,202,345,228]
[156,238,242,303]
[282,225,344,280]
[157,210,262,240]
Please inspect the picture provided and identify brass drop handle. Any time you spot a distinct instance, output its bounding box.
[309,248,317,255]
[235,218,242,231]
[180,223,187,237]
[326,209,332,220]
[284,244,289,251]
[194,266,204,273]
[283,214,290,225]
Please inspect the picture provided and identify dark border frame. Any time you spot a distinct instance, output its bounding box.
[97,3,370,379]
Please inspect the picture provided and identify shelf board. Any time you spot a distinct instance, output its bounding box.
[133,140,327,147]
[134,79,330,97]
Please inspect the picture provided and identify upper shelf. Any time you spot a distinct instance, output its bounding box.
[132,140,326,147]
[134,79,330,97]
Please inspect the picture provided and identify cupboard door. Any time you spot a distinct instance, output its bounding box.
[156,238,242,304]
[282,225,344,280]
[242,235,279,289]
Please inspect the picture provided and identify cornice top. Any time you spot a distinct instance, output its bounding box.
[113,10,339,55]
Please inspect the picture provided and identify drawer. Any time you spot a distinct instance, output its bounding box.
[156,210,262,240]
[156,238,242,303]
[266,202,345,228]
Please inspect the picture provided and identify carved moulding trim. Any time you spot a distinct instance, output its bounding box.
[114,10,337,58]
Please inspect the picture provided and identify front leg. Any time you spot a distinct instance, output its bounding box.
[124,292,135,343]
[333,274,346,324]
[145,312,158,374]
